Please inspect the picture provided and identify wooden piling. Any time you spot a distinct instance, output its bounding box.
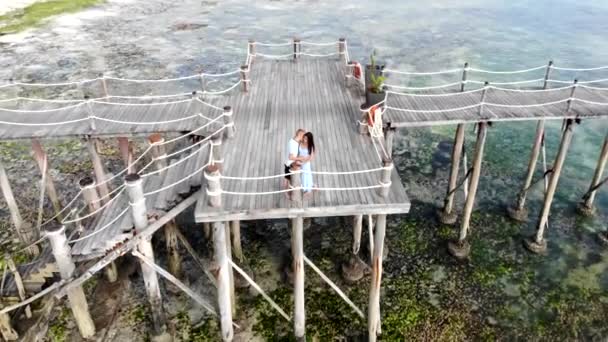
[508,120,545,221]
[117,137,134,173]
[224,222,236,315]
[164,220,182,278]
[577,135,608,216]
[439,124,465,224]
[148,133,168,171]
[0,159,37,255]
[291,216,305,341]
[525,119,575,253]
[213,221,234,341]
[448,122,489,259]
[223,106,236,139]
[125,173,166,335]
[230,220,243,262]
[203,222,212,239]
[31,139,63,216]
[85,138,111,202]
[368,214,386,341]
[352,215,363,254]
[46,224,96,338]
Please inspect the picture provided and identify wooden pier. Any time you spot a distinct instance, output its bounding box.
[0,37,608,341]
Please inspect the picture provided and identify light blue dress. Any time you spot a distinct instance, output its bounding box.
[299,145,313,192]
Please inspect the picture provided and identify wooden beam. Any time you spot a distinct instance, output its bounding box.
[291,216,305,341]
[31,139,63,216]
[0,313,17,341]
[6,257,31,318]
[213,221,234,341]
[368,214,386,341]
[125,173,166,335]
[352,215,362,255]
[46,225,95,338]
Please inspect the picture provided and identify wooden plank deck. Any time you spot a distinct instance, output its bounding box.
[385,85,608,127]
[194,58,411,221]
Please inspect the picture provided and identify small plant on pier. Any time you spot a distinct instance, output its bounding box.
[368,51,386,94]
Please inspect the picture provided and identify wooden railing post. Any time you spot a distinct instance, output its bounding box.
[125,173,166,335]
[117,137,134,174]
[46,224,96,338]
[223,106,235,139]
[384,126,395,160]
[338,37,346,63]
[525,119,576,254]
[578,135,608,216]
[448,122,489,259]
[31,139,63,217]
[460,62,468,92]
[291,216,305,341]
[240,65,249,92]
[248,39,256,64]
[205,165,222,208]
[148,133,168,171]
[293,38,300,60]
[211,134,224,169]
[84,137,111,202]
[379,159,393,198]
[368,214,386,341]
[290,164,303,205]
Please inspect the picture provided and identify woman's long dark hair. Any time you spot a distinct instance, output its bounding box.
[305,132,315,154]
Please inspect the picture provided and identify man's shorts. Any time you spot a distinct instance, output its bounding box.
[284,164,291,180]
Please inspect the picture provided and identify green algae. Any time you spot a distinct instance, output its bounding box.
[0,0,105,34]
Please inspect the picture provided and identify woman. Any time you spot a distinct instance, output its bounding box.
[299,132,315,194]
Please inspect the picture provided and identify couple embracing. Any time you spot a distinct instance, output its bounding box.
[284,128,315,197]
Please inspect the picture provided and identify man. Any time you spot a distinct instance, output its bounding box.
[284,128,306,194]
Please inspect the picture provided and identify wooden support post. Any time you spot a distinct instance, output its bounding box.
[352,215,363,254]
[117,137,134,174]
[211,134,223,168]
[338,37,346,63]
[213,221,234,341]
[148,133,168,171]
[577,135,608,216]
[46,224,95,338]
[0,159,37,256]
[230,220,243,262]
[224,222,236,315]
[125,174,166,335]
[291,216,305,341]
[164,220,181,278]
[31,139,63,216]
[508,120,545,222]
[206,165,222,208]
[525,119,575,254]
[368,214,386,341]
[240,65,249,93]
[384,127,395,160]
[448,122,489,259]
[438,124,465,224]
[0,312,17,341]
[290,164,303,205]
[248,39,256,63]
[379,160,392,198]
[223,106,235,139]
[85,138,111,202]
[203,222,212,239]
[293,38,300,60]
[79,177,118,282]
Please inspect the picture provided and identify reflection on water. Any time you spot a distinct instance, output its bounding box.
[1,0,608,337]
